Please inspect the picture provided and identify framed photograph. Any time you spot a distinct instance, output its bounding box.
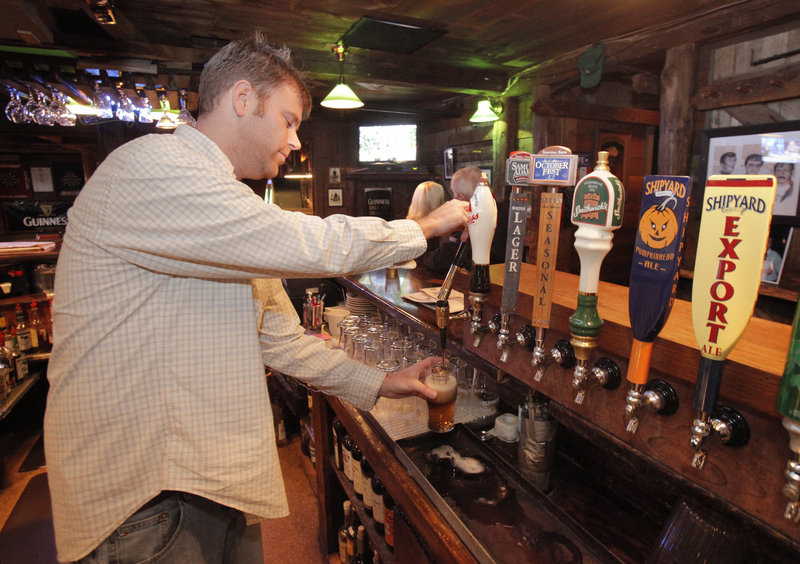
[443,147,454,179]
[328,188,343,207]
[762,224,792,285]
[701,121,800,225]
[328,167,341,184]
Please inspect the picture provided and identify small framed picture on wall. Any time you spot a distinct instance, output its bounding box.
[328,188,343,207]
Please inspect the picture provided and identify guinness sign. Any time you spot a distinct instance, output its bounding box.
[4,200,70,233]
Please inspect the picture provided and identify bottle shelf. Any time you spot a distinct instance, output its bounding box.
[331,460,393,564]
[0,372,40,421]
[0,293,52,308]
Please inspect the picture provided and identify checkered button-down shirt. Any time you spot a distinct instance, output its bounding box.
[44,125,426,561]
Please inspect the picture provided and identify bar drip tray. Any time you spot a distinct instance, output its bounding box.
[395,424,618,564]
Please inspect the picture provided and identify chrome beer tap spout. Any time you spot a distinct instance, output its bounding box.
[624,379,679,434]
[690,406,750,470]
[490,311,515,363]
[783,451,800,523]
[468,291,491,347]
[572,357,621,406]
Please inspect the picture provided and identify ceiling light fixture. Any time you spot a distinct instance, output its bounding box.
[320,44,363,110]
[469,98,501,123]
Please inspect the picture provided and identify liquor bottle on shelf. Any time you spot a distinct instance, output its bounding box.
[372,475,385,535]
[383,492,395,552]
[0,334,16,389]
[362,458,374,516]
[14,304,32,354]
[45,299,54,348]
[9,325,28,384]
[337,500,353,564]
[342,434,354,481]
[28,301,48,352]
[352,444,364,499]
[346,513,360,563]
[332,416,345,470]
[0,336,11,400]
[0,315,14,352]
[351,525,369,564]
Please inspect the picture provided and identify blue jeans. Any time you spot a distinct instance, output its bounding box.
[75,492,263,564]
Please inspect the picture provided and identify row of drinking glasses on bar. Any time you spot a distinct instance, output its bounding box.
[335,314,435,369]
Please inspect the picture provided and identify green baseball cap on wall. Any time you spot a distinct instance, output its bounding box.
[577,44,605,89]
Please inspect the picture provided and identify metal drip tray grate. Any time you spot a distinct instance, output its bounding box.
[394,424,618,564]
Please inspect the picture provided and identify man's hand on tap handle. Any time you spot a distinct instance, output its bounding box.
[414,199,471,240]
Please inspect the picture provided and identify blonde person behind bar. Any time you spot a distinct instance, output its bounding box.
[44,32,469,564]
[423,166,508,273]
[407,180,446,264]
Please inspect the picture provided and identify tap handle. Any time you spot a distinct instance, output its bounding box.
[694,357,724,415]
[438,240,469,303]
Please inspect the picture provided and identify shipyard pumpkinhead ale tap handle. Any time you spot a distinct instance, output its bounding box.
[466,171,498,347]
[689,175,776,470]
[776,300,800,522]
[569,151,625,404]
[624,175,692,434]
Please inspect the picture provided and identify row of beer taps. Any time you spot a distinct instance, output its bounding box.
[435,148,798,522]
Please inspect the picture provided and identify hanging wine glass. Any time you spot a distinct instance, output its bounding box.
[22,89,40,123]
[116,90,135,122]
[52,91,76,127]
[136,88,153,123]
[4,89,25,123]
[155,90,177,129]
[34,90,56,126]
[92,80,113,119]
[175,88,196,127]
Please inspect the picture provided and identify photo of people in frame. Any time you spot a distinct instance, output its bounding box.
[761,224,792,285]
[705,125,800,224]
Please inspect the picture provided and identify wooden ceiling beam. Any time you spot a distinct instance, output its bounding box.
[693,62,800,110]
[533,98,660,126]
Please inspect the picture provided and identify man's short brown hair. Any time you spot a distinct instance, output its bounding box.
[198,31,311,118]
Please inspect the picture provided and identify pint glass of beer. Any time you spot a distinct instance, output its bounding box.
[425,362,458,432]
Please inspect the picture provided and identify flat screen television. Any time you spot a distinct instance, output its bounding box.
[358,123,418,166]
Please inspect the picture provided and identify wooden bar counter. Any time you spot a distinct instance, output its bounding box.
[309,264,799,563]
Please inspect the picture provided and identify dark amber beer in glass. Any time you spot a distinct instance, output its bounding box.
[425,363,457,432]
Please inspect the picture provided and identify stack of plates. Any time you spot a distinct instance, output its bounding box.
[345,293,378,317]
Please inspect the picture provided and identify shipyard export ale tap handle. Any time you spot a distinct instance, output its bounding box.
[689,175,776,469]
